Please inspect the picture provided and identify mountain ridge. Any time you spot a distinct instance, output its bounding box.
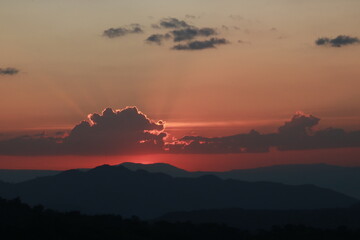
[0,164,357,219]
[118,162,360,199]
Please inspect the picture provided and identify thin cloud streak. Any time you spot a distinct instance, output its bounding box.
[166,119,284,128]
[315,35,360,47]
[103,24,143,38]
[0,67,19,75]
[172,38,228,50]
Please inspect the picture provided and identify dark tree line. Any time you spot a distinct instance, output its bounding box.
[1,197,360,240]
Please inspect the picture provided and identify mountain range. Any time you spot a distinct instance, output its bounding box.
[0,164,357,218]
[3,163,360,200]
[120,162,360,199]
[0,169,60,183]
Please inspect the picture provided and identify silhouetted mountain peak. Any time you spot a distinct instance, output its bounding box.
[121,162,183,170]
[120,162,190,177]
[88,164,133,177]
[89,164,112,171]
[57,169,82,177]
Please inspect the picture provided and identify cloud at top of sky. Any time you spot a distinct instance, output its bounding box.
[0,67,19,76]
[101,17,235,50]
[146,17,229,50]
[171,27,217,42]
[172,38,229,50]
[146,33,172,45]
[103,24,143,38]
[157,17,191,29]
[315,35,360,47]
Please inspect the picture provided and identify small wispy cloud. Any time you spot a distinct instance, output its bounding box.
[103,24,143,38]
[0,67,19,76]
[172,27,217,42]
[316,35,360,47]
[146,33,171,45]
[172,38,228,50]
[185,14,197,19]
[146,17,229,51]
[158,18,191,29]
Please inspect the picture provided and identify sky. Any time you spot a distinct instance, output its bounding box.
[0,0,359,170]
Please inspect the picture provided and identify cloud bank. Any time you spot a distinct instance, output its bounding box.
[168,112,360,153]
[0,109,359,156]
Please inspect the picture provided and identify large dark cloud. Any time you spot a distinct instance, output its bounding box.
[315,35,360,47]
[63,107,166,155]
[158,18,191,29]
[171,27,217,42]
[172,38,228,50]
[103,24,143,38]
[0,67,19,75]
[0,107,166,155]
[167,112,360,153]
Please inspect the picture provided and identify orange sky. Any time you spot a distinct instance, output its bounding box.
[0,1,359,170]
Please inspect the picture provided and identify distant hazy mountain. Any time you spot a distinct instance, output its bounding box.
[0,169,60,183]
[0,164,357,218]
[120,163,360,199]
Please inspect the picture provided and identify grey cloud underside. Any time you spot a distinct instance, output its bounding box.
[159,18,191,29]
[103,24,143,38]
[316,35,360,47]
[146,33,171,45]
[172,38,228,50]
[0,67,19,75]
[146,27,218,45]
[171,27,217,42]
[147,17,229,51]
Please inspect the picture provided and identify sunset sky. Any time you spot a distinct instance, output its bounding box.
[0,0,359,170]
